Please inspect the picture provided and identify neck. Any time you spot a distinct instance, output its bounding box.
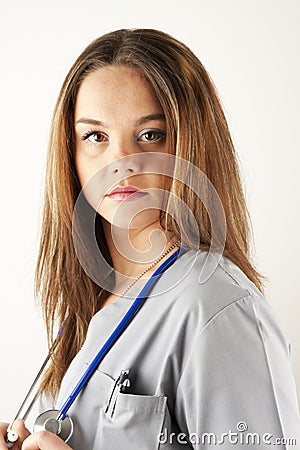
[101,219,178,282]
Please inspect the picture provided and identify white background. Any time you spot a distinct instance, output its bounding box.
[0,0,299,423]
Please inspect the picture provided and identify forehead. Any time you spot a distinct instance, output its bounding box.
[74,65,163,119]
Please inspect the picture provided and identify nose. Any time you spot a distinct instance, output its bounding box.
[108,139,143,176]
[110,156,141,176]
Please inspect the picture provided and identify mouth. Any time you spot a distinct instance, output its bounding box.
[105,185,148,202]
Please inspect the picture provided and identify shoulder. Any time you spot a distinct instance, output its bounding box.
[153,248,289,344]
[155,248,253,313]
[173,248,253,305]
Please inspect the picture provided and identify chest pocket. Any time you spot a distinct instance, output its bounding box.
[93,376,168,450]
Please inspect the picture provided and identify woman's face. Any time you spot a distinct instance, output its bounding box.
[74,65,170,229]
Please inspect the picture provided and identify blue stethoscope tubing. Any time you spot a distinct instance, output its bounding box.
[57,244,184,421]
[6,245,185,447]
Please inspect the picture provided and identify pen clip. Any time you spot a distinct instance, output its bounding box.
[105,369,130,417]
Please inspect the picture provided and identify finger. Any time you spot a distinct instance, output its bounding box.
[0,422,9,434]
[11,420,30,442]
[0,420,30,450]
[0,422,19,450]
[22,431,72,450]
[0,422,10,450]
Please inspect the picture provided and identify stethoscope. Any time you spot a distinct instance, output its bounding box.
[6,246,184,447]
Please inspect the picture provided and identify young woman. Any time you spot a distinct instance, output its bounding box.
[1,29,300,449]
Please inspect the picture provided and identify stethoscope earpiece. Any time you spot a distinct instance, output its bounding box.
[6,428,19,448]
[33,409,73,443]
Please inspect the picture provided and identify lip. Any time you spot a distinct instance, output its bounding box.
[105,185,148,202]
[107,185,140,195]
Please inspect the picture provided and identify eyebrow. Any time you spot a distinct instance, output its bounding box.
[75,113,166,127]
[134,114,165,126]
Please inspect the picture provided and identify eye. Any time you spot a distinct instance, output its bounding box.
[137,129,166,143]
[81,130,108,144]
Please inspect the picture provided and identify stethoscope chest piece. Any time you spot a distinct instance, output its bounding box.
[33,409,73,443]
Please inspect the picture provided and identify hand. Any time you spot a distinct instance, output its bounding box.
[22,432,73,450]
[0,420,30,450]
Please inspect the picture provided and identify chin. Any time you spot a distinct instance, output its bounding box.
[100,210,161,230]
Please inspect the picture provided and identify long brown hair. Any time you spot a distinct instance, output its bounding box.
[35,28,267,397]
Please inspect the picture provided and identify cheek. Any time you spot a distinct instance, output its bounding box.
[75,152,103,189]
[147,174,171,192]
[75,152,116,214]
[74,152,85,187]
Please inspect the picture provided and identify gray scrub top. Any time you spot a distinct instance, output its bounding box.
[39,248,300,449]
